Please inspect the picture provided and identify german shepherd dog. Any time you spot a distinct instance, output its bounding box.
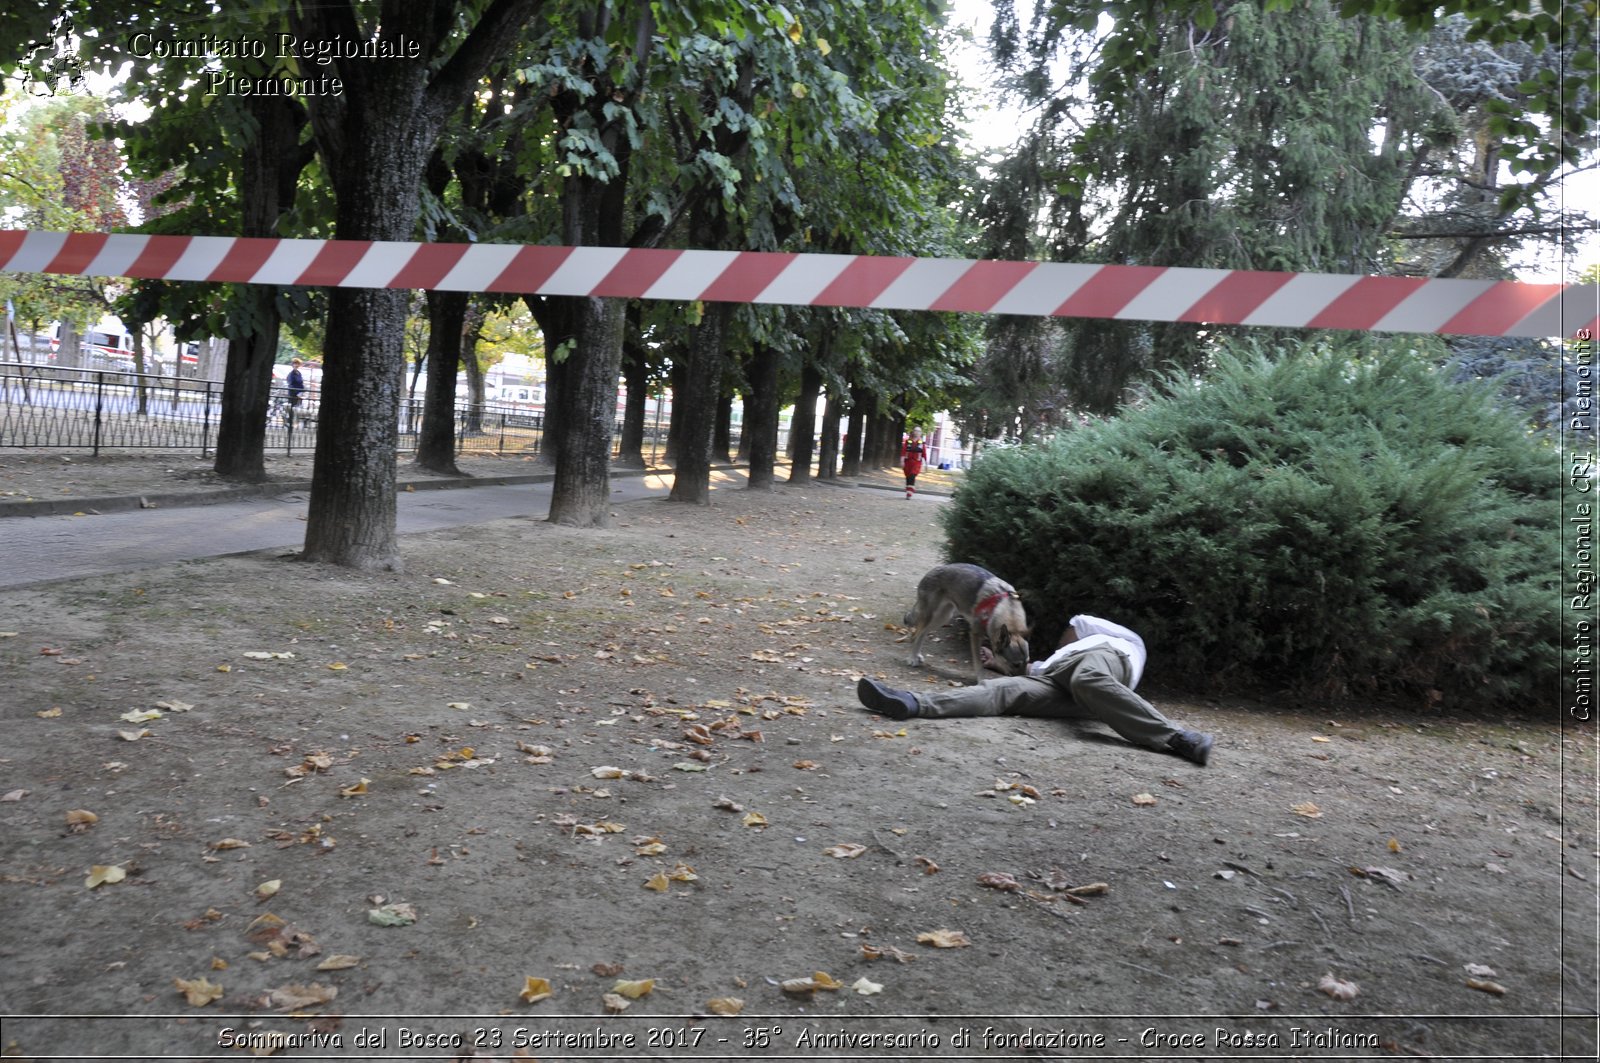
[904,563,1030,684]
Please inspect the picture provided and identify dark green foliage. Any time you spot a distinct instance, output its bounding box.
[942,340,1559,708]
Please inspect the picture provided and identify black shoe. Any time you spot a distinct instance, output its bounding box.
[857,677,919,721]
[1167,730,1213,766]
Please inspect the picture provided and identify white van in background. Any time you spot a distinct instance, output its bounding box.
[49,317,135,368]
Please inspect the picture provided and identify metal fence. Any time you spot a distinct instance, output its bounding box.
[0,363,569,458]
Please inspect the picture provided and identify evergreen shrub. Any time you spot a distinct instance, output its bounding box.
[942,341,1559,708]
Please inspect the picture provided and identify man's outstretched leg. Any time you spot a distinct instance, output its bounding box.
[1057,651,1213,765]
[856,674,1069,721]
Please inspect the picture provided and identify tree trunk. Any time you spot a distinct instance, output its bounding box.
[744,343,780,490]
[668,300,731,504]
[664,356,686,462]
[215,94,307,483]
[55,321,81,369]
[817,390,843,481]
[528,295,572,467]
[414,288,468,474]
[461,335,486,432]
[212,290,279,481]
[303,97,430,569]
[548,295,627,525]
[840,384,866,477]
[199,337,227,381]
[787,360,821,484]
[296,0,541,568]
[712,385,734,465]
[616,314,648,468]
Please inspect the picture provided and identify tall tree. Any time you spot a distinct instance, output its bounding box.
[979,0,1594,416]
[291,0,543,569]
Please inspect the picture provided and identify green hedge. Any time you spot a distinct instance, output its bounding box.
[942,342,1559,708]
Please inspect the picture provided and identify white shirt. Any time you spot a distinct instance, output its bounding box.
[1028,614,1147,688]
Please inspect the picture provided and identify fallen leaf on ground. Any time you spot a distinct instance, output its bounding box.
[917,929,971,949]
[612,978,655,999]
[367,903,418,927]
[914,855,940,875]
[1131,792,1158,806]
[1063,882,1110,896]
[851,977,883,995]
[254,880,281,901]
[824,843,867,859]
[519,976,553,1004]
[1,789,28,802]
[315,955,361,971]
[85,865,126,889]
[1464,963,1497,977]
[117,729,151,742]
[1317,972,1359,1001]
[741,811,768,827]
[602,992,630,1012]
[706,996,744,1015]
[1466,977,1507,995]
[173,976,223,1006]
[644,872,670,892]
[36,707,61,718]
[977,871,1022,892]
[155,700,194,712]
[781,972,843,994]
[1291,801,1324,818]
[65,809,98,832]
[860,943,916,963]
[242,651,295,660]
[338,779,370,797]
[210,837,249,850]
[591,766,629,779]
[120,709,162,724]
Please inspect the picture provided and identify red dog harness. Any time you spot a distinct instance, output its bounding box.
[972,590,1014,623]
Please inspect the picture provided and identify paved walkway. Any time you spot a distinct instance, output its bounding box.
[0,470,686,590]
[0,466,948,589]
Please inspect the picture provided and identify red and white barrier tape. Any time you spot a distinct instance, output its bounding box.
[3,230,1595,337]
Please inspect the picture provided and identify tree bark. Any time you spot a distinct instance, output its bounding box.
[296,0,542,569]
[548,294,627,525]
[840,384,865,477]
[817,389,843,481]
[668,300,731,504]
[616,310,648,468]
[712,385,734,465]
[215,94,309,482]
[787,360,821,484]
[414,288,468,474]
[743,342,780,490]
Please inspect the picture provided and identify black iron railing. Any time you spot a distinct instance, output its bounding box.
[0,363,568,458]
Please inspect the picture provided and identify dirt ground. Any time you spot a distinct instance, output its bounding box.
[0,451,1594,1062]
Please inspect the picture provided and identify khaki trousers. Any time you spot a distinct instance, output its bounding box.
[912,646,1179,750]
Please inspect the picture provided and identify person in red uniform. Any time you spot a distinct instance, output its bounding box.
[901,429,927,499]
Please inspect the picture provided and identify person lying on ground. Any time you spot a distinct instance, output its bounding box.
[856,614,1214,766]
